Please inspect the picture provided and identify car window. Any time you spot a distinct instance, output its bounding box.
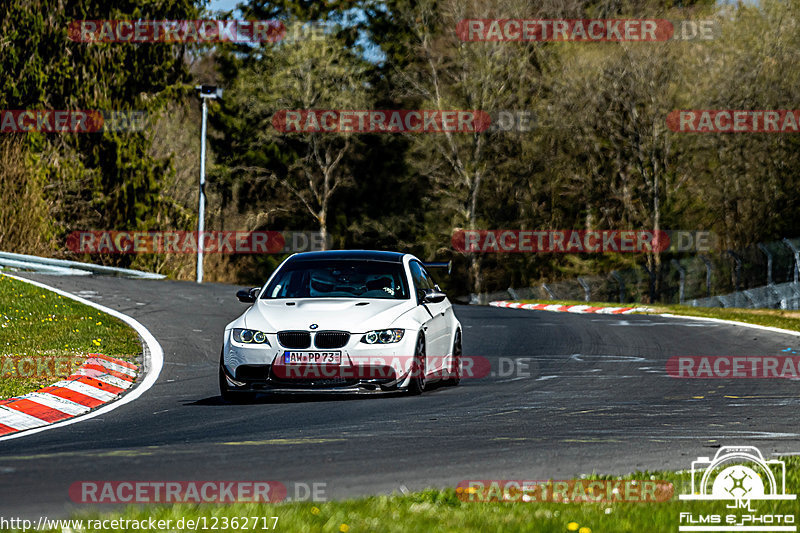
[262,260,410,299]
[419,265,439,291]
[409,261,435,291]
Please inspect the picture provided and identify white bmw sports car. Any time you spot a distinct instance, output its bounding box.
[219,250,462,400]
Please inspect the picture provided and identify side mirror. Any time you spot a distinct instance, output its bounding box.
[422,289,447,304]
[236,287,260,303]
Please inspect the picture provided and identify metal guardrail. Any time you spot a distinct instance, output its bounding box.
[0,251,165,279]
[690,281,800,310]
[468,237,800,310]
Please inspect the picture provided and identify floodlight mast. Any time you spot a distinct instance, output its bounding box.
[195,85,222,283]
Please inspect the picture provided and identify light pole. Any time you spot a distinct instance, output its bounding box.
[195,85,222,283]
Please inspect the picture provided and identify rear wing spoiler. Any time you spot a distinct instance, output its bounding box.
[423,261,452,275]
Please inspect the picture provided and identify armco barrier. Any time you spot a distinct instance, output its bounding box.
[0,251,164,279]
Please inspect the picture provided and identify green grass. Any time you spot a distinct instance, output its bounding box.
[0,272,141,398]
[15,456,799,532]
[514,299,800,332]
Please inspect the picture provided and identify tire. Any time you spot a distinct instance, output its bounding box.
[445,329,462,386]
[219,351,255,403]
[407,334,427,395]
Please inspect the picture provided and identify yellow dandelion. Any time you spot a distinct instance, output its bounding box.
[579,528,591,533]
[339,525,349,533]
[311,507,320,515]
[567,523,579,532]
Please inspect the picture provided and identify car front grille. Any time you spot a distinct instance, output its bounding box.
[314,331,350,349]
[278,331,311,349]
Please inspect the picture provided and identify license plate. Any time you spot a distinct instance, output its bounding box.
[284,351,342,364]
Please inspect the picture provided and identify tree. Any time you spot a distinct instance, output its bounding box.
[388,0,544,295]
[0,0,198,267]
[223,30,372,246]
[547,42,689,301]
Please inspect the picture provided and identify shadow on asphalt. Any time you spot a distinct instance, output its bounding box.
[185,381,453,405]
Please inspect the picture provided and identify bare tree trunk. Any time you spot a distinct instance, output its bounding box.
[319,215,328,250]
[467,168,484,294]
[651,157,661,302]
[468,253,483,296]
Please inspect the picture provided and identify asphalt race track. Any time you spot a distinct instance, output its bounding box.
[2,273,800,518]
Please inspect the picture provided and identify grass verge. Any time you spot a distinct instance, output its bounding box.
[20,456,800,532]
[0,272,141,399]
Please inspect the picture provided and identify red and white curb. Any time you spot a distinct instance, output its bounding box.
[0,354,137,436]
[491,299,800,341]
[490,300,654,314]
[0,272,163,442]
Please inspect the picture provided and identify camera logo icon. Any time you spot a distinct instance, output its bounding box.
[680,446,795,502]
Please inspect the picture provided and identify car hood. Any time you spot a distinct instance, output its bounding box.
[244,298,416,333]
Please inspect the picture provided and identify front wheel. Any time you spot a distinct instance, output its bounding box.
[445,329,462,386]
[407,335,427,395]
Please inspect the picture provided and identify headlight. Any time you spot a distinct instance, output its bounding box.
[361,329,404,344]
[232,328,270,345]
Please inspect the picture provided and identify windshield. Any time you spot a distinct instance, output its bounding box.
[262,260,410,300]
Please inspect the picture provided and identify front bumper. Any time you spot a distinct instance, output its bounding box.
[221,330,417,393]
[220,361,405,392]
